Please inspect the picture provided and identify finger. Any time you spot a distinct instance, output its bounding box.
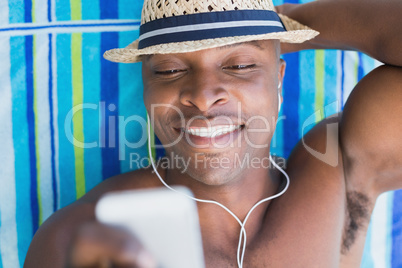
[67,222,157,268]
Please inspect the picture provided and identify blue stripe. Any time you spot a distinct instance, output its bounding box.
[47,0,51,22]
[100,32,120,179]
[282,52,300,158]
[392,190,402,267]
[100,0,118,19]
[100,0,120,179]
[357,52,365,81]
[24,0,32,23]
[56,34,76,206]
[11,35,33,265]
[282,0,301,158]
[340,51,345,110]
[82,32,103,190]
[25,35,39,234]
[139,10,284,49]
[0,21,141,33]
[48,33,58,211]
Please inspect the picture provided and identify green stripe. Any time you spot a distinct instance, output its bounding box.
[147,114,156,165]
[315,50,325,123]
[72,33,86,199]
[31,0,36,22]
[33,35,42,225]
[70,0,82,21]
[354,52,359,84]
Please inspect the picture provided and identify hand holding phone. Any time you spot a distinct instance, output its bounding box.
[95,186,205,268]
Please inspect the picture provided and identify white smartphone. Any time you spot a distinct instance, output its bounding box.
[95,186,205,268]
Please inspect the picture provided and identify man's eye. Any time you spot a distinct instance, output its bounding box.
[155,69,184,75]
[224,64,256,70]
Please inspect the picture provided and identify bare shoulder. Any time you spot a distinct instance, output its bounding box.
[80,166,165,203]
[24,167,162,267]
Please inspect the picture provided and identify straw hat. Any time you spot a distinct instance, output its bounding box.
[104,0,319,63]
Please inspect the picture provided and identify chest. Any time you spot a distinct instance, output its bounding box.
[203,171,348,268]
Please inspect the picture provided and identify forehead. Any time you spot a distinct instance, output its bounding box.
[142,39,280,62]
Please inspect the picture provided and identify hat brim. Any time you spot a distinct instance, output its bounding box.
[103,14,319,63]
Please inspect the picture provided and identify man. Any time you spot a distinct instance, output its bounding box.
[25,0,402,267]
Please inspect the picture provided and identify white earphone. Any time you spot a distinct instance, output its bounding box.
[278,82,282,112]
[146,113,290,268]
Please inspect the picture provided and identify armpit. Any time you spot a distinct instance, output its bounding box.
[341,191,371,255]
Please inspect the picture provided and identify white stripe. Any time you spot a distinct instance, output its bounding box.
[342,51,358,105]
[371,192,393,268]
[51,0,56,22]
[51,33,61,209]
[0,25,140,37]
[1,19,140,30]
[336,51,343,107]
[34,33,54,222]
[139,20,283,42]
[0,1,8,25]
[0,36,20,268]
[34,0,48,23]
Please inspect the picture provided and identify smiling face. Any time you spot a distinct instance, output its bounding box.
[142,40,286,186]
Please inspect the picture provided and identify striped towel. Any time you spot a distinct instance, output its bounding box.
[0,0,400,267]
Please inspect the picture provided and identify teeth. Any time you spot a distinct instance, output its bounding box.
[184,125,241,138]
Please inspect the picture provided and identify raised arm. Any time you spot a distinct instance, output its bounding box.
[277,0,402,66]
[278,0,402,198]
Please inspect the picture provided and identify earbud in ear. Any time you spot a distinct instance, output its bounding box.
[278,82,282,112]
[278,92,281,113]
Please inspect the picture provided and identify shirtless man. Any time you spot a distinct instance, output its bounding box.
[24,0,402,267]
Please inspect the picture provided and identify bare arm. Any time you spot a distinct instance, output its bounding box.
[340,65,402,198]
[278,0,402,197]
[277,0,402,66]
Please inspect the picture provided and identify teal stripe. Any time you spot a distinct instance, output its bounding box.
[82,0,100,20]
[55,0,70,21]
[56,34,76,206]
[119,0,142,20]
[324,50,338,115]
[8,0,25,23]
[361,223,374,268]
[272,0,284,6]
[118,30,148,172]
[385,193,394,267]
[10,35,33,265]
[271,55,284,155]
[82,32,102,191]
[361,53,375,75]
[298,50,316,134]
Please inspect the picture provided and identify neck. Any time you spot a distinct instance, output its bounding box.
[162,162,281,244]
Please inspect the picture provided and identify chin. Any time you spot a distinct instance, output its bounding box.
[183,164,242,186]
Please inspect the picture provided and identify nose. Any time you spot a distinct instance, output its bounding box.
[179,69,229,112]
